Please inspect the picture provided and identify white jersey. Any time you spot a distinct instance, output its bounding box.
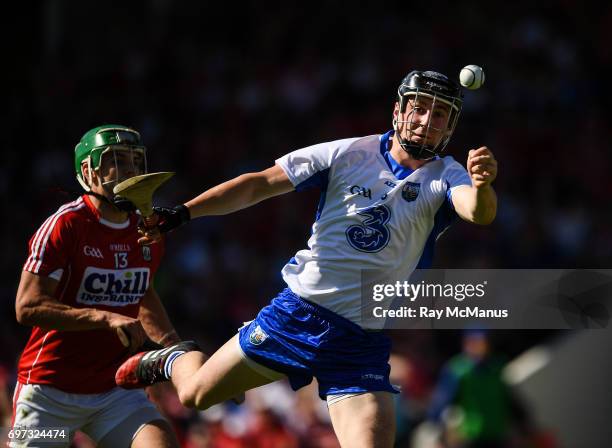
[275,130,472,326]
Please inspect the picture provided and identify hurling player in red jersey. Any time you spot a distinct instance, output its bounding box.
[13,125,190,447]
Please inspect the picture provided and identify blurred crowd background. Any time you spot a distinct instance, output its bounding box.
[2,1,610,447]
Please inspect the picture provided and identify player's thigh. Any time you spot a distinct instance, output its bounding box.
[11,383,85,447]
[129,419,179,448]
[328,391,396,448]
[84,388,167,447]
[187,334,284,409]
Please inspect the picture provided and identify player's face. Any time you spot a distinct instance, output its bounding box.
[98,147,146,187]
[395,96,452,147]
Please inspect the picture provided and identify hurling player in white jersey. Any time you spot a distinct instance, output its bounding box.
[117,70,497,447]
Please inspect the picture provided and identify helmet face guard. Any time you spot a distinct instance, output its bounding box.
[394,71,463,160]
[97,145,147,189]
[75,125,148,192]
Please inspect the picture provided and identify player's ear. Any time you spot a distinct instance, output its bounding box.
[393,102,400,117]
[392,103,399,127]
[81,160,97,188]
[81,162,89,186]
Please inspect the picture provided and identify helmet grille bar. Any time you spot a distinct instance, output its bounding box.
[394,70,463,159]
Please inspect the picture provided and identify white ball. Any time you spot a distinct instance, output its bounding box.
[459,65,485,90]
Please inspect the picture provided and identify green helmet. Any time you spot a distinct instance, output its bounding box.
[74,124,146,190]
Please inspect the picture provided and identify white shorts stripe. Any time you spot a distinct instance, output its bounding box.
[326,392,367,406]
[10,382,24,429]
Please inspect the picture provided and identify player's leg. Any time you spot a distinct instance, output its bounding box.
[327,391,396,448]
[116,334,285,410]
[299,296,399,447]
[81,388,176,448]
[170,334,284,409]
[97,418,178,448]
[117,290,314,410]
[10,383,86,447]
[127,419,178,448]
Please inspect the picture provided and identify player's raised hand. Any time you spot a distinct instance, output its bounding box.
[137,225,162,246]
[466,147,497,188]
[137,204,191,246]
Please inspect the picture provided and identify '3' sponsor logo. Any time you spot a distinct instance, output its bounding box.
[345,205,391,253]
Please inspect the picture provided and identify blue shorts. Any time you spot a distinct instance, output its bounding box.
[238,288,399,400]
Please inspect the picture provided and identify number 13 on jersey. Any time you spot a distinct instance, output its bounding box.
[114,252,128,268]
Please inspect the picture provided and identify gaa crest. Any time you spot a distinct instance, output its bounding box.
[401,182,420,202]
[249,325,268,345]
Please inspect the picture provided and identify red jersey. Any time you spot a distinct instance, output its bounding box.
[17,195,165,393]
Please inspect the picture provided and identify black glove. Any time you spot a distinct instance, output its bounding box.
[152,204,191,234]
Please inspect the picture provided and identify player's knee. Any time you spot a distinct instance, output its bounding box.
[193,386,229,410]
[176,383,199,409]
[176,383,215,410]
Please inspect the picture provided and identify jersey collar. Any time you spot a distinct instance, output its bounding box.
[379,130,441,180]
[82,194,131,229]
[379,130,414,180]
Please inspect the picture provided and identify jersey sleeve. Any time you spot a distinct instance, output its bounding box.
[275,138,356,191]
[23,212,76,277]
[443,158,472,209]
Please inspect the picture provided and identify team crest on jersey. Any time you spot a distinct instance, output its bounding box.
[142,246,151,262]
[249,325,268,345]
[401,182,420,202]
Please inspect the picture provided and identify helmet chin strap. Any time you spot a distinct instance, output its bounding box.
[85,182,136,212]
[85,191,136,213]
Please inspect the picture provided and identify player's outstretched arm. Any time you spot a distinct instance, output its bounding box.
[185,164,294,218]
[16,270,148,348]
[451,146,498,225]
[138,165,294,245]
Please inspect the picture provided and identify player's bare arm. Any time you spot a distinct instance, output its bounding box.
[138,164,293,245]
[185,164,293,218]
[138,286,181,347]
[16,270,147,348]
[451,146,498,225]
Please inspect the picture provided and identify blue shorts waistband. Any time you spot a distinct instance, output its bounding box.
[279,288,378,335]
